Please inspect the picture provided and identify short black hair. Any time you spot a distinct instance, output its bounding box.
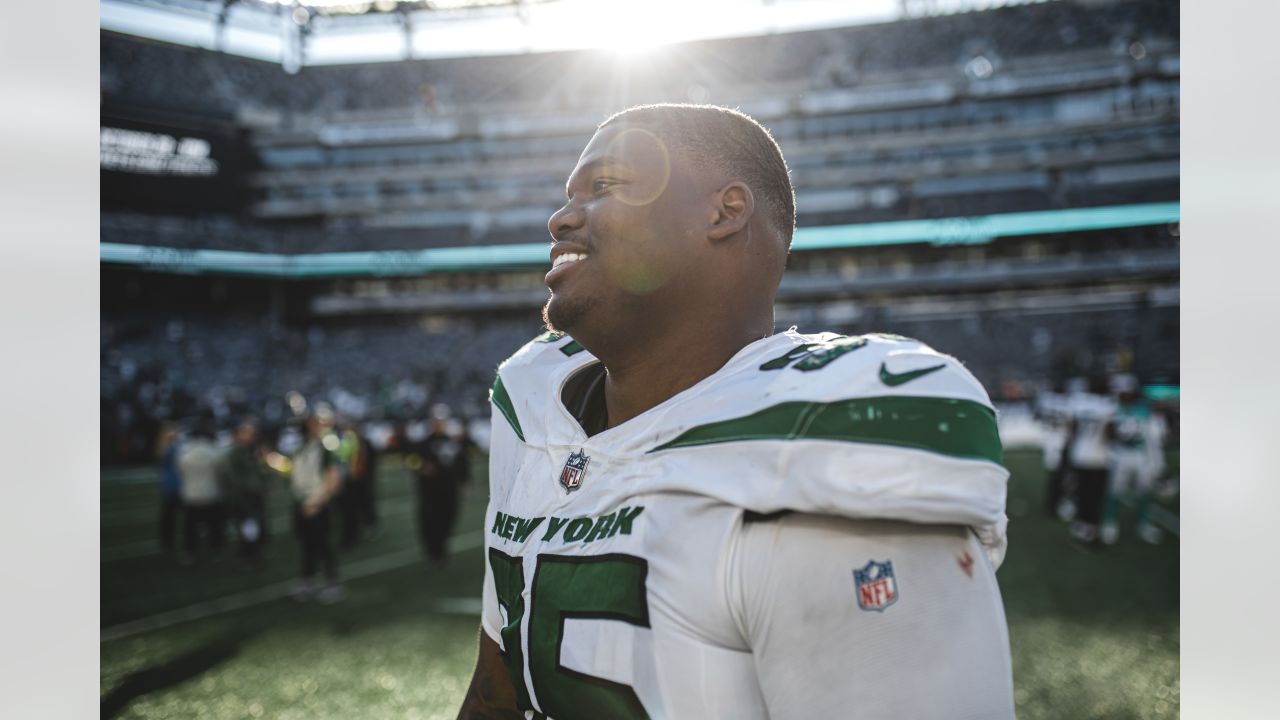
[600,104,796,246]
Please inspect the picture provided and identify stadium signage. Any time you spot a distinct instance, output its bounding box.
[100,127,219,176]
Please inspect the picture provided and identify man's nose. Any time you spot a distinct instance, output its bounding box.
[548,201,585,241]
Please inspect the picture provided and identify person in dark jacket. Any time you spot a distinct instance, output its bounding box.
[156,423,183,553]
[350,429,380,541]
[335,422,380,548]
[407,409,473,567]
[220,418,269,566]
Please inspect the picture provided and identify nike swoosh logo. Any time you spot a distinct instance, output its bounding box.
[879,362,946,387]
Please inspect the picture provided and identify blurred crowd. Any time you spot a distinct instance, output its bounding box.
[1035,372,1177,547]
[101,316,522,467]
[154,401,479,604]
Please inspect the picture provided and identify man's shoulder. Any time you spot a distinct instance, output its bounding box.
[644,330,1008,541]
[721,329,992,408]
[491,330,596,405]
[488,331,597,445]
[498,330,592,374]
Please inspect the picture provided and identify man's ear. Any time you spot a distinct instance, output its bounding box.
[708,182,755,241]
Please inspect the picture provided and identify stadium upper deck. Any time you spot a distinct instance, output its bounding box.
[103,0,1176,114]
[101,0,1178,255]
[99,1,1179,451]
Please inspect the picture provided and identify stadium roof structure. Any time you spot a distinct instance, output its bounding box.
[221,0,534,15]
[101,0,967,66]
[100,202,1180,279]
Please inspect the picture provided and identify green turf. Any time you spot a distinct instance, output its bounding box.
[1001,449,1179,720]
[101,448,1179,719]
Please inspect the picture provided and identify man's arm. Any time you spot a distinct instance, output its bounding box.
[456,630,523,720]
[731,512,1015,720]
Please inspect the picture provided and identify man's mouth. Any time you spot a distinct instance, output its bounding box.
[552,252,588,269]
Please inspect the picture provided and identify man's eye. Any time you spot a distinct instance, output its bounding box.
[592,179,619,193]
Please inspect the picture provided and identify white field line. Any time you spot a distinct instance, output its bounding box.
[100,491,416,526]
[100,530,485,643]
[102,460,412,487]
[101,468,164,486]
[1117,496,1180,537]
[433,596,484,615]
[101,505,415,562]
[1146,503,1180,536]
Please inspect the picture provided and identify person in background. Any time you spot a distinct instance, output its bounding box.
[1035,381,1073,521]
[350,425,380,542]
[1065,374,1117,545]
[255,426,280,549]
[443,418,475,502]
[156,423,183,554]
[176,420,226,565]
[334,419,362,550]
[220,418,270,566]
[1101,375,1165,545]
[403,419,439,566]
[288,409,345,603]
[426,407,475,566]
[406,409,460,568]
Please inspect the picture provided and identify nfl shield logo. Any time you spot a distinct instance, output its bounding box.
[559,450,590,493]
[853,559,899,612]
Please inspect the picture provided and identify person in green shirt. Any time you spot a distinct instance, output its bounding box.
[289,411,345,603]
[220,418,270,566]
[333,421,362,550]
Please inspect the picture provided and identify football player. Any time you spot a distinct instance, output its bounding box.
[1101,374,1165,544]
[1064,375,1116,545]
[458,104,1014,719]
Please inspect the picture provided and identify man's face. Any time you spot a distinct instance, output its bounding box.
[543,123,713,336]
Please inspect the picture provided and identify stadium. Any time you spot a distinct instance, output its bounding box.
[100,1,1179,718]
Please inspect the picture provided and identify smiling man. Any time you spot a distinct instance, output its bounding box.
[458,104,1015,720]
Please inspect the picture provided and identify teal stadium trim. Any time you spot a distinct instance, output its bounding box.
[100,203,1179,278]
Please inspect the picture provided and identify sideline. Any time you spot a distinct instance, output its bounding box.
[1126,498,1180,537]
[101,504,415,561]
[101,467,162,486]
[101,530,485,643]
[101,497,414,527]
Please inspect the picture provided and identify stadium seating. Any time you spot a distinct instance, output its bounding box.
[101,0,1178,250]
[98,0,1180,464]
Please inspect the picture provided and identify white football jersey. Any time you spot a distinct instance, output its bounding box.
[1066,392,1117,470]
[481,329,1013,719]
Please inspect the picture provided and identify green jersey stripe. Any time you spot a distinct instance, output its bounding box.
[490,375,526,442]
[648,395,1002,464]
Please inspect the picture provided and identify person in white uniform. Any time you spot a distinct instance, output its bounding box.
[1101,374,1166,545]
[458,104,1014,720]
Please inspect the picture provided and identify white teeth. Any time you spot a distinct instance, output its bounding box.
[553,252,587,269]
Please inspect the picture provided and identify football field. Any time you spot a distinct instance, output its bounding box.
[101,448,1178,719]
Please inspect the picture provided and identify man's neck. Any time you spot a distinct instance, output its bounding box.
[593,319,772,429]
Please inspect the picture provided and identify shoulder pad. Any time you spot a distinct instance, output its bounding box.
[497,330,590,373]
[490,331,597,446]
[751,331,992,409]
